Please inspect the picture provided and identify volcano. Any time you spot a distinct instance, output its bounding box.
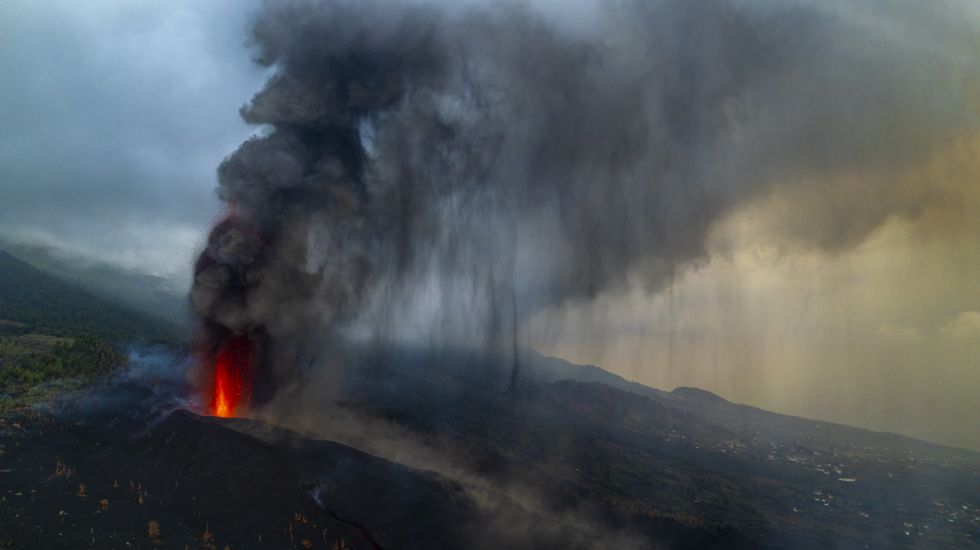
[2,348,978,549]
[191,213,274,418]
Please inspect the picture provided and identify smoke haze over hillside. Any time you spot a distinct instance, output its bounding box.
[2,0,980,449]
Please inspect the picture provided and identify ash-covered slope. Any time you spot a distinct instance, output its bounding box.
[0,405,354,549]
[2,349,978,549]
[0,382,606,549]
[326,347,980,548]
[527,351,980,464]
[363,346,980,461]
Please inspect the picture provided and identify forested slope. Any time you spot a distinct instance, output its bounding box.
[0,250,182,343]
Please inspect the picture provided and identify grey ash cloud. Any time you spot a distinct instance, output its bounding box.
[191,0,979,391]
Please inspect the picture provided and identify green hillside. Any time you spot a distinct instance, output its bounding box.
[0,238,189,328]
[0,250,183,343]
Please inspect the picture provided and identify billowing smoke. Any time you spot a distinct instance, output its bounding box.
[190,0,979,408]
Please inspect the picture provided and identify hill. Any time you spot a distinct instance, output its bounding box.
[0,344,977,548]
[0,250,184,343]
[331,345,980,547]
[517,350,974,458]
[0,239,189,328]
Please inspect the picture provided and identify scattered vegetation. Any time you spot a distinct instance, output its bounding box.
[0,333,125,413]
[202,524,215,548]
[0,249,186,414]
[147,519,161,540]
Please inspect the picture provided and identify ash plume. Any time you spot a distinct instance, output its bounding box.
[191,0,980,398]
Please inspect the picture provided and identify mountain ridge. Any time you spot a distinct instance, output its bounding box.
[519,348,980,456]
[0,249,184,343]
[0,238,190,328]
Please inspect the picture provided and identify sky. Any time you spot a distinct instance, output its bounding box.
[1,0,978,450]
[0,0,266,282]
[529,136,980,449]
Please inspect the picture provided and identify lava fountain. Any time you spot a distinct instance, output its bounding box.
[208,335,257,418]
[191,213,269,418]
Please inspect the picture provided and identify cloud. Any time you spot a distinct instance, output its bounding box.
[195,0,980,343]
[0,0,267,281]
[941,311,980,340]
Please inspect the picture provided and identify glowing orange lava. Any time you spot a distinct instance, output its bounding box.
[208,335,255,418]
[212,368,233,417]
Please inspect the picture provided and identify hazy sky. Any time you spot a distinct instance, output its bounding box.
[1,0,978,450]
[529,136,980,449]
[0,0,265,281]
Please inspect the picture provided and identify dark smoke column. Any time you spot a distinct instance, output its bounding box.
[191,216,267,416]
[188,1,447,414]
[188,0,977,413]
